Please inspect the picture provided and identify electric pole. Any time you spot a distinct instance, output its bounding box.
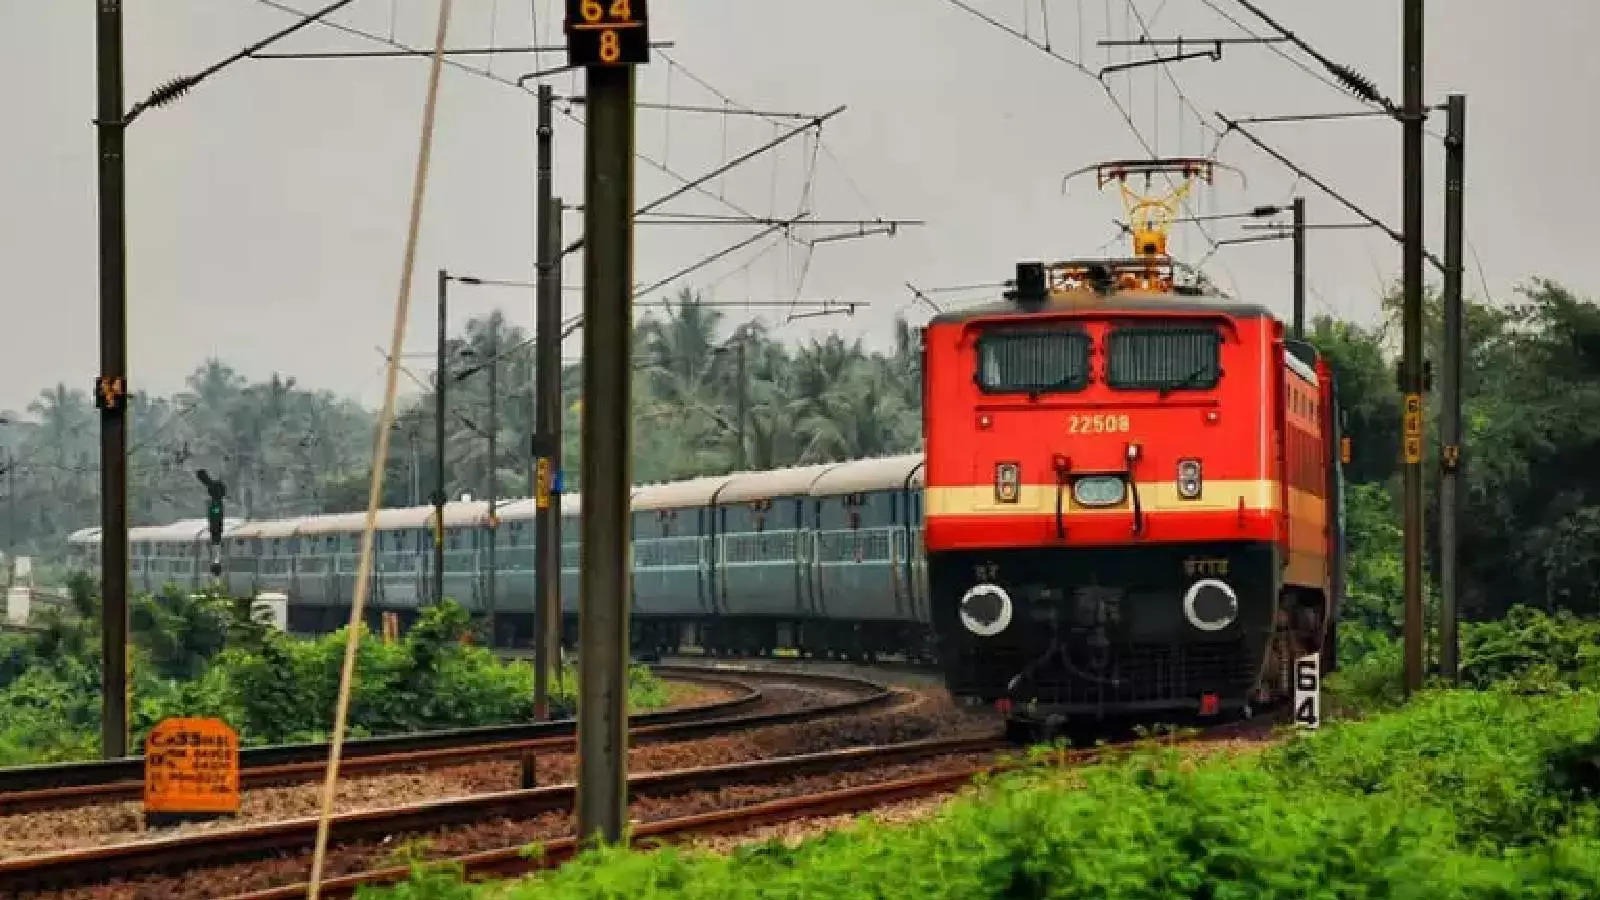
[1291,196,1306,339]
[1439,93,1466,683]
[569,0,648,848]
[485,323,499,646]
[96,0,131,761]
[1400,0,1427,695]
[433,268,449,606]
[533,82,559,720]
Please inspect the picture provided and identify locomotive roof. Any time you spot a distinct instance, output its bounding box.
[928,293,1278,325]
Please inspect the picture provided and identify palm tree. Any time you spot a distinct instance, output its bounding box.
[26,385,96,541]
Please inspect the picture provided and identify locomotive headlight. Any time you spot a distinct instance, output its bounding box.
[1072,475,1126,507]
[1183,578,1238,632]
[994,462,1020,503]
[959,583,1013,637]
[1176,458,1202,499]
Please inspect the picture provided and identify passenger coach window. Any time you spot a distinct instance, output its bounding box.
[1107,325,1222,391]
[975,329,1090,393]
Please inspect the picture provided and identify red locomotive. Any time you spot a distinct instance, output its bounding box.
[921,160,1347,742]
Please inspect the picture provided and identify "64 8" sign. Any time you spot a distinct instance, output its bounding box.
[1293,652,1320,729]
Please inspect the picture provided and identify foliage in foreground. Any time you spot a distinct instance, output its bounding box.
[362,687,1600,899]
[0,590,667,764]
[1328,603,1600,714]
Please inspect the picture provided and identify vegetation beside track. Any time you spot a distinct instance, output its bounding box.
[359,682,1600,899]
[0,582,668,765]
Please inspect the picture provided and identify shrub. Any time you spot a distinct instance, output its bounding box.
[360,689,1600,899]
[0,598,669,762]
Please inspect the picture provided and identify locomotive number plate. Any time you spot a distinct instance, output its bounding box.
[1068,413,1130,434]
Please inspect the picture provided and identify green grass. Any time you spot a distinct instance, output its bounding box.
[359,687,1600,899]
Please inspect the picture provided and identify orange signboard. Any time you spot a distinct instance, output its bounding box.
[143,717,240,816]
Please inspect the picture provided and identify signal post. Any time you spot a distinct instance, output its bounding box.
[567,0,647,847]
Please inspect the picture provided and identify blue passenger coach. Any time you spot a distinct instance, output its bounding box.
[65,454,934,660]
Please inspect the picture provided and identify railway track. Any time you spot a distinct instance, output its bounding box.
[0,665,892,815]
[212,714,1280,900]
[224,765,1008,900]
[0,734,1008,896]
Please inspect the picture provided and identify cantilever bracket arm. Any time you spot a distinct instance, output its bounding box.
[1099,43,1223,79]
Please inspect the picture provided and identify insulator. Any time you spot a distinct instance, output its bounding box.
[1327,62,1384,107]
[145,75,199,110]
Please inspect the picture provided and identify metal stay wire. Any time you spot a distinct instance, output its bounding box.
[304,1,456,897]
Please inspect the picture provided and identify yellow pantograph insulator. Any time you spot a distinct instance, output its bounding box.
[1118,177,1196,258]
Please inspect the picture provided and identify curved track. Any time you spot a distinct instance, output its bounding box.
[0,665,891,816]
[0,736,1002,895]
[0,712,1282,897]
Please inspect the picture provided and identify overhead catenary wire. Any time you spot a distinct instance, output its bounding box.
[634,50,881,217]
[559,107,846,258]
[127,0,360,122]
[1114,1,1232,258]
[942,0,1234,291]
[304,1,453,897]
[632,219,808,300]
[247,0,817,251]
[1216,112,1445,273]
[1224,0,1395,113]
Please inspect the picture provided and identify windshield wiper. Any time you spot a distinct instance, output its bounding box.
[1158,364,1215,398]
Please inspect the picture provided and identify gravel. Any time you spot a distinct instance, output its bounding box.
[19,750,997,900]
[0,677,748,858]
[10,710,1283,899]
[0,684,991,859]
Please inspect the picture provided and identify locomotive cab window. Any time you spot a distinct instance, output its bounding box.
[974,328,1090,393]
[1106,324,1222,392]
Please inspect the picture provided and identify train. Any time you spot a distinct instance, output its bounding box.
[920,159,1347,741]
[66,453,937,662]
[63,159,1351,746]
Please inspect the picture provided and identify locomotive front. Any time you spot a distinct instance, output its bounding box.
[922,258,1293,739]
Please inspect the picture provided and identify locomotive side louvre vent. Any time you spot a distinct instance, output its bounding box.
[975,329,1091,394]
[1107,325,1222,391]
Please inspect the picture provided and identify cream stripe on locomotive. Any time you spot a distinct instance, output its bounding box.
[926,481,1327,519]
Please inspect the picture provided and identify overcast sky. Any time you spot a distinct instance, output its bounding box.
[0,0,1586,414]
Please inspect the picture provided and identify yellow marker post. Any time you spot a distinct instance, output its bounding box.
[535,457,552,510]
[1403,393,1423,463]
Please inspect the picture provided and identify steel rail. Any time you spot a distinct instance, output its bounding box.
[0,735,1003,893]
[0,666,890,813]
[229,752,1047,900]
[221,718,1282,900]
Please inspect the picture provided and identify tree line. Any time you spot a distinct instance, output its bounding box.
[0,288,920,558]
[6,277,1600,626]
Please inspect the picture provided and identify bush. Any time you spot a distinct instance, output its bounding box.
[1329,605,1600,715]
[360,689,1600,899]
[0,597,670,761]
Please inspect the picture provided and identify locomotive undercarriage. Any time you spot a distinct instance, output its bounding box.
[929,541,1322,744]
